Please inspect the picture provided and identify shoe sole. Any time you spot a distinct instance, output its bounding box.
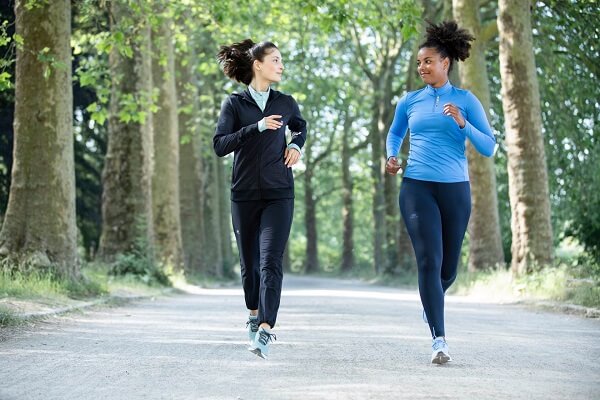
[431,351,451,364]
[248,346,267,359]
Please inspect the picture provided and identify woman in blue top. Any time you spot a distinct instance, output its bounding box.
[386,21,496,364]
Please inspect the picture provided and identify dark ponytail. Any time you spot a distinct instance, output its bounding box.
[217,39,279,85]
[419,21,475,72]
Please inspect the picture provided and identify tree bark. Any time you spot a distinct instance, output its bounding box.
[369,92,387,275]
[203,153,224,277]
[453,0,505,271]
[176,40,205,275]
[217,155,233,274]
[0,0,78,276]
[304,146,319,274]
[151,16,183,270]
[340,114,355,273]
[498,0,553,274]
[98,3,154,263]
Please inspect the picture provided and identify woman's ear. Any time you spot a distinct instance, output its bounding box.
[254,59,261,71]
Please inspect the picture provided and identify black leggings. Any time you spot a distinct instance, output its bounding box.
[231,198,294,328]
[399,177,471,338]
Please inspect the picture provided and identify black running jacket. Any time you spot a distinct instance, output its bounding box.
[213,88,307,201]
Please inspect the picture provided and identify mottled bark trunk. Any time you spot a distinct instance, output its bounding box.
[176,42,205,275]
[98,3,154,262]
[498,0,553,274]
[453,0,505,271]
[0,0,77,276]
[203,153,223,277]
[304,153,319,274]
[340,117,355,273]
[217,156,233,274]
[283,242,291,273]
[151,17,183,270]
[370,93,386,275]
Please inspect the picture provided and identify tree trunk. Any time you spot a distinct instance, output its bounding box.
[217,156,233,275]
[203,153,223,277]
[176,40,205,275]
[453,0,505,271]
[151,17,183,270]
[369,93,386,275]
[283,242,291,273]
[498,0,553,274]
[340,115,355,273]
[98,3,154,263]
[0,0,77,276]
[304,152,319,274]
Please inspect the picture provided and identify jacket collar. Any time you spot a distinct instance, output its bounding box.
[237,87,281,105]
[425,80,453,96]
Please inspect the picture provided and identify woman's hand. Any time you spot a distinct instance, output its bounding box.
[263,115,283,130]
[443,103,466,128]
[385,156,401,175]
[284,147,301,167]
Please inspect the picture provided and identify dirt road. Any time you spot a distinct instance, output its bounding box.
[1,275,598,399]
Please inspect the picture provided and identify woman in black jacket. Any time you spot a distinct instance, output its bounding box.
[214,39,307,360]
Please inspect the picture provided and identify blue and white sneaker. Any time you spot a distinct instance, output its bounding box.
[246,315,259,345]
[248,327,276,360]
[431,337,452,364]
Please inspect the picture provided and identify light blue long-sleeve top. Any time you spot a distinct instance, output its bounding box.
[386,80,496,183]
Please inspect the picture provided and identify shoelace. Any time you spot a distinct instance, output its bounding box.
[246,319,259,332]
[257,330,277,346]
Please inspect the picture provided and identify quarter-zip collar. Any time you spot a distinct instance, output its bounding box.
[425,80,453,97]
[238,88,281,113]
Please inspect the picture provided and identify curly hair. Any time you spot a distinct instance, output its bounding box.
[216,39,278,85]
[419,21,475,72]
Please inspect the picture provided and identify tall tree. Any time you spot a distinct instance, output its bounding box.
[453,0,505,271]
[345,2,420,274]
[175,24,205,274]
[0,0,77,276]
[151,11,183,270]
[498,0,553,274]
[98,1,155,261]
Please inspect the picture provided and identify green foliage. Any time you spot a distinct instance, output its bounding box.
[0,268,105,300]
[0,305,20,326]
[0,19,14,92]
[108,253,170,286]
[532,1,600,263]
[107,221,171,286]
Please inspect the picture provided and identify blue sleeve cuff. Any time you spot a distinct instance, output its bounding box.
[287,143,302,155]
[258,118,267,132]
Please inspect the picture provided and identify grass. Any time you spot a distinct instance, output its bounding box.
[0,260,175,327]
[451,263,600,308]
[0,305,21,327]
[0,269,105,301]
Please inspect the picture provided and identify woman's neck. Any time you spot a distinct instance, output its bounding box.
[430,79,449,89]
[250,78,270,92]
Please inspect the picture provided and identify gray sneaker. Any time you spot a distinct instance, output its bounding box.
[248,327,276,359]
[431,337,452,364]
[246,316,259,345]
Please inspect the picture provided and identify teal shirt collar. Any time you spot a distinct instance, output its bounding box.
[248,84,270,111]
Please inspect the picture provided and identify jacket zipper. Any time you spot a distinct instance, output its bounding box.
[433,88,439,112]
[242,91,278,198]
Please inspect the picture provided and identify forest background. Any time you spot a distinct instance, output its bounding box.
[0,0,598,318]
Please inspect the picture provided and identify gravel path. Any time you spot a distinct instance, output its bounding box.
[1,275,598,399]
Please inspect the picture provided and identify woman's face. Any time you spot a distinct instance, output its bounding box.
[254,48,284,83]
[417,47,449,87]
